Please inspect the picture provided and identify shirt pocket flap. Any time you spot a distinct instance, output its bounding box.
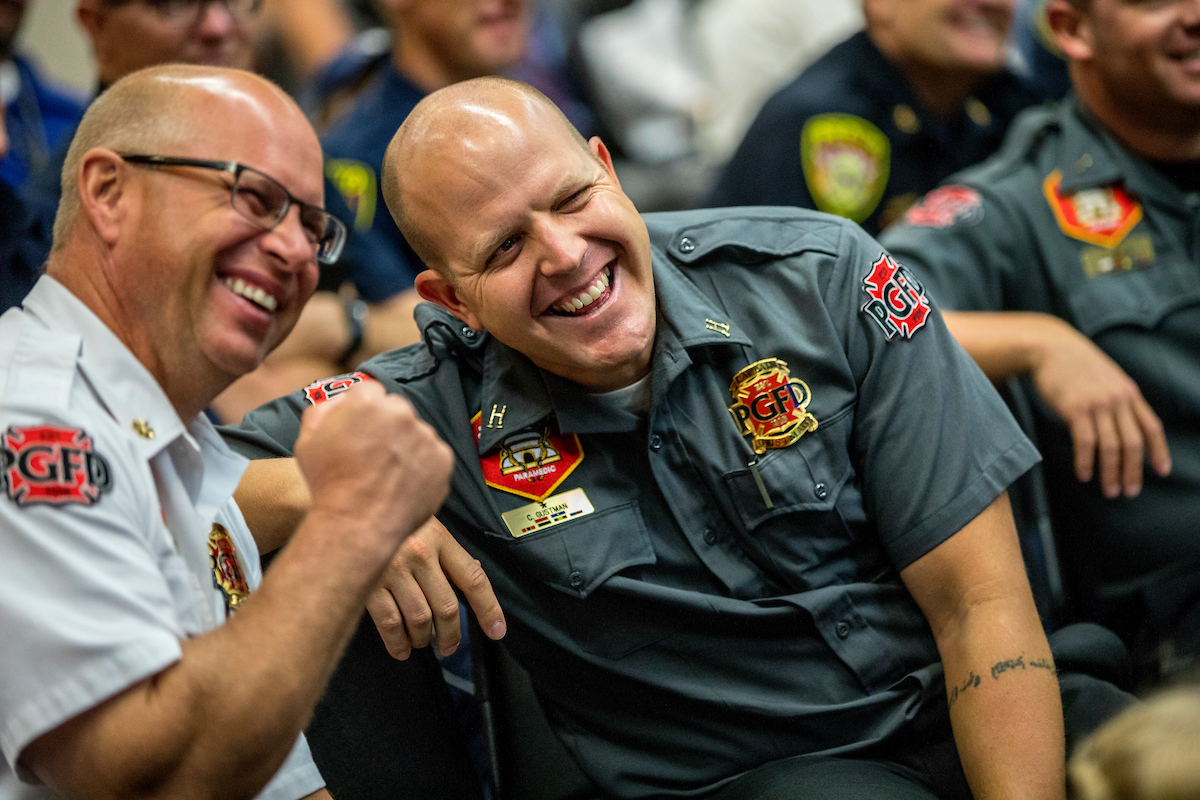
[723,410,854,531]
[1067,268,1200,337]
[485,502,656,599]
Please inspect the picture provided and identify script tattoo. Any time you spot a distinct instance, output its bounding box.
[991,654,1058,681]
[947,671,982,708]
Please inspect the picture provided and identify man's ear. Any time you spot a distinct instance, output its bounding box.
[415,269,482,330]
[589,137,621,188]
[77,148,130,246]
[76,0,104,43]
[1045,0,1093,62]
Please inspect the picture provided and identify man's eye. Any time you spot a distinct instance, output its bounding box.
[560,188,589,211]
[488,234,522,266]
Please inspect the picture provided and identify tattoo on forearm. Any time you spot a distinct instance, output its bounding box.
[948,655,1056,707]
[947,671,981,707]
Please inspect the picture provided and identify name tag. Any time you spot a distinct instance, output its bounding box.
[502,488,594,538]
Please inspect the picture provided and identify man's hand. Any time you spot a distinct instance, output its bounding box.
[1028,321,1170,498]
[295,380,453,551]
[367,517,507,660]
[942,311,1171,498]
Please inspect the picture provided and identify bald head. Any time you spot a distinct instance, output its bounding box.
[53,64,308,252]
[382,77,594,274]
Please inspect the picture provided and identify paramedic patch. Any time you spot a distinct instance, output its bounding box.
[302,372,375,405]
[1,424,112,507]
[473,413,584,502]
[1043,170,1143,248]
[861,253,931,340]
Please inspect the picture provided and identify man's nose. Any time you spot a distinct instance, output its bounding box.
[536,220,587,276]
[263,205,318,271]
[195,0,238,38]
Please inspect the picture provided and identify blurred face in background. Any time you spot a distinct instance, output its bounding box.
[866,0,1016,74]
[78,0,259,85]
[0,0,28,59]
[392,0,531,87]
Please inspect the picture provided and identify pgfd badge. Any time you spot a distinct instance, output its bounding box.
[302,372,374,405]
[728,359,818,454]
[1,425,112,507]
[473,413,584,502]
[861,253,930,340]
[209,523,250,613]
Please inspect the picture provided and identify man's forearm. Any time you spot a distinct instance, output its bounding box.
[940,310,1071,383]
[938,598,1065,800]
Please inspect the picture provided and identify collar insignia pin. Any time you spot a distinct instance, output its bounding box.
[131,419,155,440]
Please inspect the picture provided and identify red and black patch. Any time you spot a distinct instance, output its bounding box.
[1,425,112,507]
[302,372,375,406]
[902,186,983,229]
[473,413,584,502]
[861,253,931,340]
[209,522,250,614]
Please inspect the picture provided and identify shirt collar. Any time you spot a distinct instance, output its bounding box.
[1054,96,1187,205]
[22,275,188,460]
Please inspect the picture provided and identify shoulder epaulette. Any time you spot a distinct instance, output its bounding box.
[645,208,846,266]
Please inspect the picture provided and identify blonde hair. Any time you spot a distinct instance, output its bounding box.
[1069,687,1200,800]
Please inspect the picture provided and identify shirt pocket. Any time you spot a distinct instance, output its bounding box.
[1065,260,1200,337]
[721,410,861,588]
[483,502,657,599]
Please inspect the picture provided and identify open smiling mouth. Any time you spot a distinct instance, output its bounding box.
[222,277,278,312]
[549,266,612,317]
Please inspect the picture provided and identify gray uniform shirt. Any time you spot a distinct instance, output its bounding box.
[228,208,1037,798]
[881,98,1200,629]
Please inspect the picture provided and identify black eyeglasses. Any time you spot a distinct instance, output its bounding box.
[120,154,347,265]
[105,0,262,26]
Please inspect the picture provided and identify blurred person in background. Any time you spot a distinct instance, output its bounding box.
[707,0,1042,236]
[1,98,53,311]
[1069,687,1200,800]
[0,0,85,192]
[881,0,1200,686]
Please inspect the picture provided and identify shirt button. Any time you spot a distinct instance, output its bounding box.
[835,621,851,639]
[814,482,828,500]
[703,528,718,545]
[569,571,584,588]
[461,326,476,338]
[649,434,663,451]
[678,236,697,253]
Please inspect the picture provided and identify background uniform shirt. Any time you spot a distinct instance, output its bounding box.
[321,64,426,303]
[881,98,1200,655]
[227,209,1038,799]
[0,277,321,800]
[707,31,1041,235]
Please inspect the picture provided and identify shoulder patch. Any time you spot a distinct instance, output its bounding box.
[860,253,930,340]
[1043,170,1142,248]
[902,186,984,229]
[302,372,375,406]
[325,158,378,232]
[800,113,890,223]
[1,425,113,507]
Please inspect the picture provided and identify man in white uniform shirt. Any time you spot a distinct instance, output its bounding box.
[0,64,452,799]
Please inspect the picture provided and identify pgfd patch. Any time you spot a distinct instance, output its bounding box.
[302,372,374,405]
[1043,170,1143,248]
[1,425,112,507]
[861,253,931,340]
[473,413,584,502]
[728,358,818,454]
[902,186,984,229]
[800,114,890,223]
[209,523,250,613]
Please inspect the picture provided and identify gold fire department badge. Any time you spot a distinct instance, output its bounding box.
[728,358,818,454]
[209,523,250,613]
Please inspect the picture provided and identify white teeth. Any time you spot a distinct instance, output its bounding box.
[552,268,612,315]
[223,278,278,312]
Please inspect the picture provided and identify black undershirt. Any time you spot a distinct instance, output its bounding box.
[1148,158,1200,193]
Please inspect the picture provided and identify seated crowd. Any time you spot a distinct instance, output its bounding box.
[1,1,1198,799]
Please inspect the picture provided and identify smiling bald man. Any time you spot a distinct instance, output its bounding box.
[0,64,452,800]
